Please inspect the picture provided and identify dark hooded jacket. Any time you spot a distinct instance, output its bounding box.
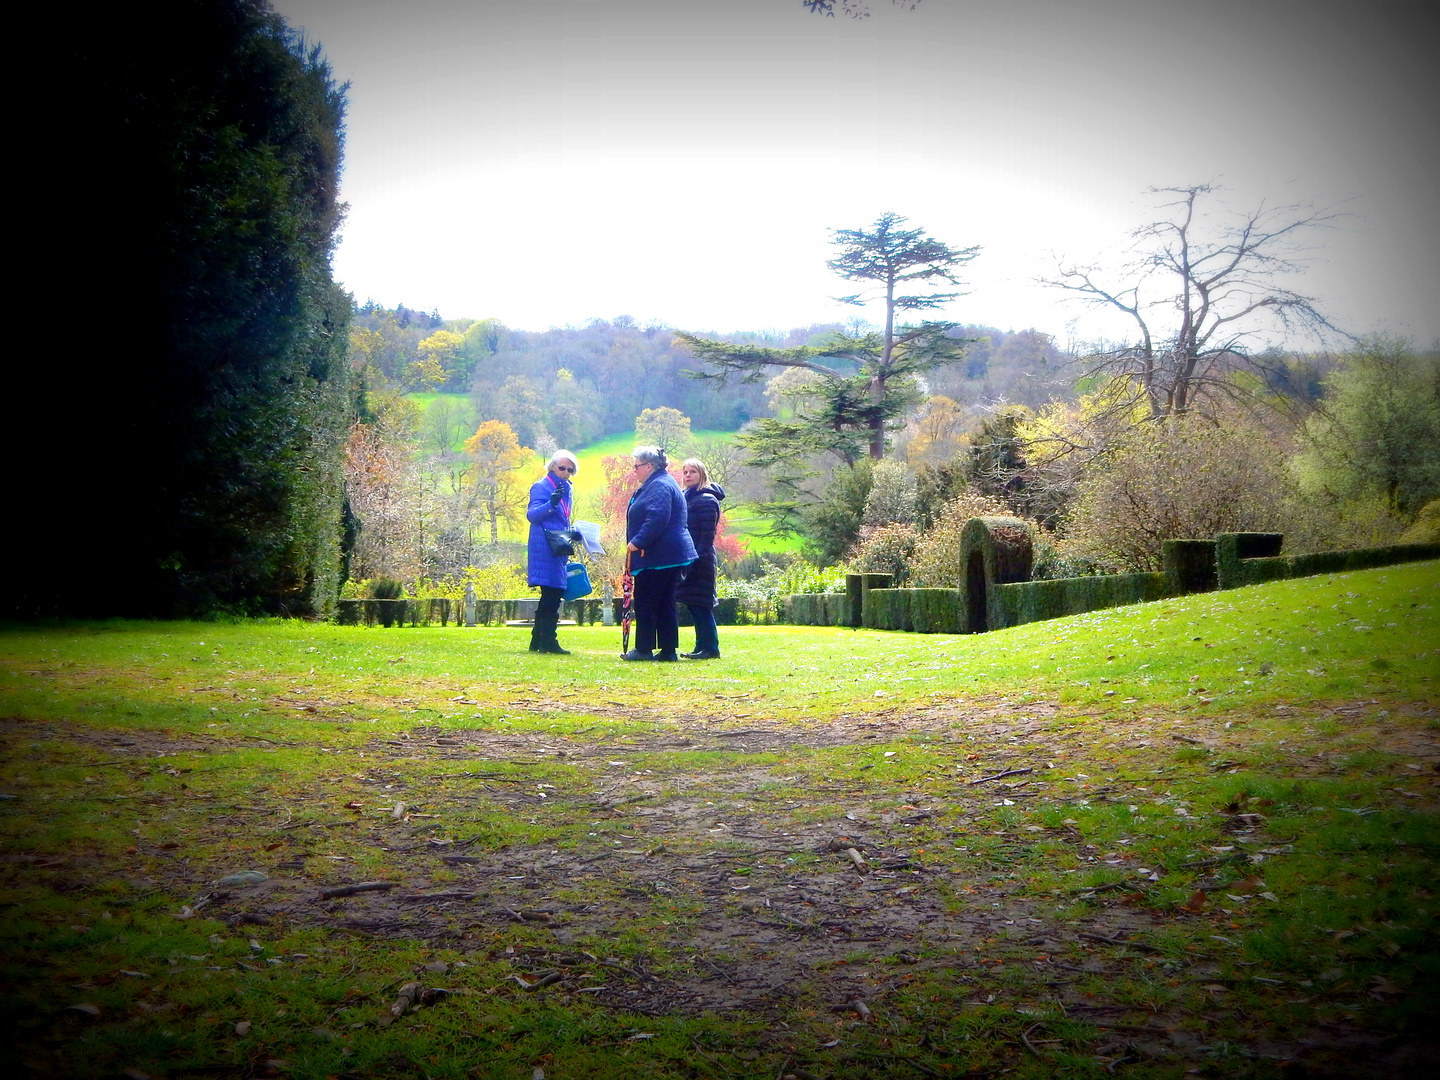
[675,482,724,607]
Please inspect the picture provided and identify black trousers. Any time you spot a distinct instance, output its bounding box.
[530,586,564,647]
[632,565,682,653]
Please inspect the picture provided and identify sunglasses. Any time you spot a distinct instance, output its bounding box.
[554,464,574,473]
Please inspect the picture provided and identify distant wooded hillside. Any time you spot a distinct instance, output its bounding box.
[349,302,1081,446]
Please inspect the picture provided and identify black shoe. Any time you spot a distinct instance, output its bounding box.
[655,649,679,662]
[536,642,570,655]
[684,649,721,660]
[621,649,654,661]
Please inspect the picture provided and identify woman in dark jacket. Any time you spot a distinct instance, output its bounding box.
[676,457,724,659]
[622,446,696,662]
[524,450,580,654]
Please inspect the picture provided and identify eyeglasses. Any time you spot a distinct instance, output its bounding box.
[554,465,573,474]
[633,461,651,469]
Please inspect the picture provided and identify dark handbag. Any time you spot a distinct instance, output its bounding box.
[544,528,576,557]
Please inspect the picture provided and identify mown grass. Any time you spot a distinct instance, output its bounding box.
[7,562,1434,721]
[1,560,1437,1079]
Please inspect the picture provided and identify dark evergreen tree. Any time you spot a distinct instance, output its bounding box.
[12,0,352,617]
[802,459,876,566]
[679,212,979,461]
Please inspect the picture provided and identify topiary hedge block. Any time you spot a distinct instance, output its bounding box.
[1162,539,1217,594]
[960,516,1034,584]
[851,573,893,628]
[863,588,913,631]
[1216,533,1285,588]
[907,588,965,634]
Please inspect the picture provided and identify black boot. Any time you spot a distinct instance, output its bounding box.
[530,605,556,653]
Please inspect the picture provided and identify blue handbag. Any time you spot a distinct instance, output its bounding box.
[563,560,593,601]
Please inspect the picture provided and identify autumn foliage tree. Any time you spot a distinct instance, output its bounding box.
[344,421,423,583]
[463,421,533,544]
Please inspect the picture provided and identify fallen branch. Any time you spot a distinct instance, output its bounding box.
[318,882,398,899]
[1079,931,1162,954]
[969,768,1033,785]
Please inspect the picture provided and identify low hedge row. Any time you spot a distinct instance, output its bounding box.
[785,593,850,626]
[1217,535,1440,589]
[780,530,1440,637]
[990,571,1174,631]
[858,589,967,634]
[336,598,608,628]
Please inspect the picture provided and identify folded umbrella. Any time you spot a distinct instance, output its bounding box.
[620,550,634,656]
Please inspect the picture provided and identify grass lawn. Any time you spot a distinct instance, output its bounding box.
[3,562,1437,1078]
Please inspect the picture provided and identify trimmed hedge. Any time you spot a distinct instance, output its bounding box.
[336,597,607,627]
[1164,538,1218,594]
[991,571,1174,630]
[1216,534,1440,589]
[675,598,741,627]
[846,573,893,628]
[864,588,913,632]
[907,588,966,634]
[960,516,1034,585]
[793,530,1438,637]
[785,593,847,626]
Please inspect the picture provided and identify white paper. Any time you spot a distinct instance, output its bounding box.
[573,520,606,555]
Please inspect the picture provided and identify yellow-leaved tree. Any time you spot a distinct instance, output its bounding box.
[463,420,533,544]
[903,394,972,466]
[410,330,464,391]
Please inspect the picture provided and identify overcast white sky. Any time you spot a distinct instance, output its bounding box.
[271,0,1439,343]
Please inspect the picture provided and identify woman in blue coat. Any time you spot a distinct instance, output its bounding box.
[525,450,580,654]
[622,446,696,662]
[675,457,724,659]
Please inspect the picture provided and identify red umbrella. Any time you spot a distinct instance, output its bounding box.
[620,550,634,656]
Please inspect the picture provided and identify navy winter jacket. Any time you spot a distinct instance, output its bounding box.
[526,472,572,590]
[626,470,697,573]
[675,483,724,607]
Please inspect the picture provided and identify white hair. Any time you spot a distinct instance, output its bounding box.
[547,449,578,473]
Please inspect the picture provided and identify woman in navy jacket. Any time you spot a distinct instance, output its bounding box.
[525,450,580,654]
[675,457,724,659]
[622,446,696,661]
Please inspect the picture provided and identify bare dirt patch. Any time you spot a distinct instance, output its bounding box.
[5,697,1438,1076]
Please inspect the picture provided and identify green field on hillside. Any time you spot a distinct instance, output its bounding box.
[402,403,800,558]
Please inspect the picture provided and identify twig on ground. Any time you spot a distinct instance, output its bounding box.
[318,882,398,899]
[970,768,1033,784]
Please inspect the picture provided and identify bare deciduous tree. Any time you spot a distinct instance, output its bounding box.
[1046,184,1340,423]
